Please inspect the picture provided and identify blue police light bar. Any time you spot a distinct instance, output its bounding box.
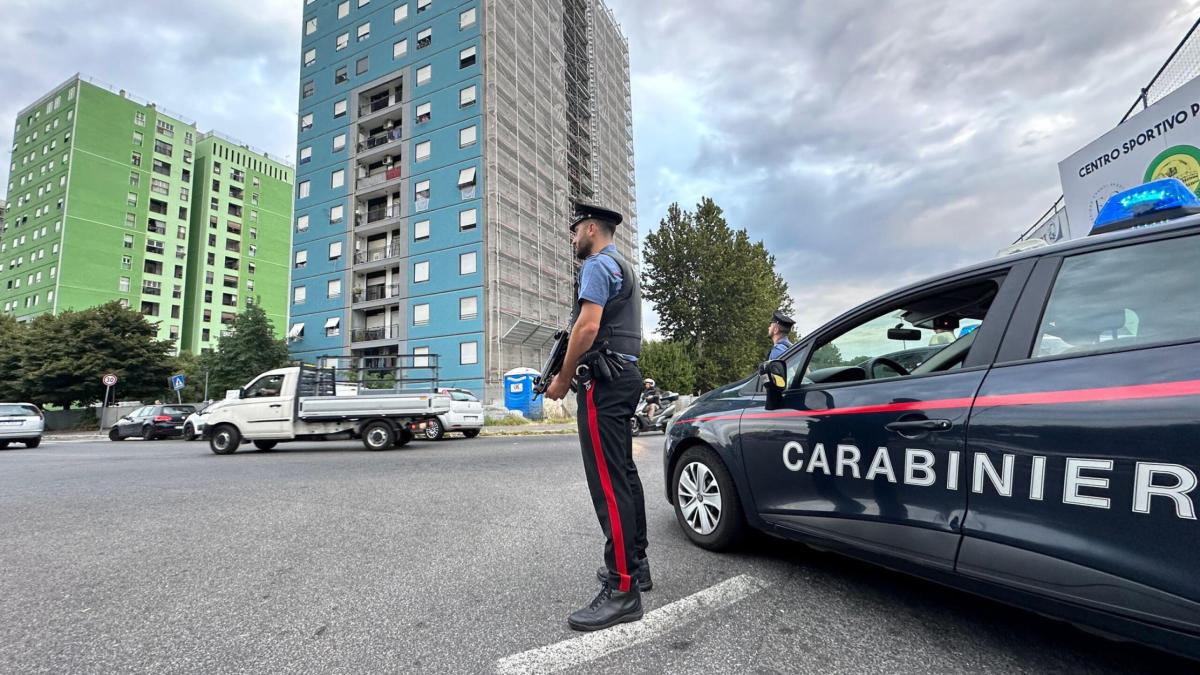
[1091,178,1200,235]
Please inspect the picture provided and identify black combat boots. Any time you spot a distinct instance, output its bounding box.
[567,582,643,631]
[595,557,652,591]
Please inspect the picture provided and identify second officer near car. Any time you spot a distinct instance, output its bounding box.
[767,309,795,359]
[544,201,649,631]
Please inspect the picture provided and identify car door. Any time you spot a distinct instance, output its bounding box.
[224,373,293,438]
[119,407,147,438]
[960,230,1200,634]
[739,262,1030,570]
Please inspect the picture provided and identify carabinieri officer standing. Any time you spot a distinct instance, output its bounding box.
[767,309,795,360]
[544,201,649,631]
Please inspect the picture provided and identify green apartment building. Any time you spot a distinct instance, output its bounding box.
[181,134,292,352]
[1,75,293,353]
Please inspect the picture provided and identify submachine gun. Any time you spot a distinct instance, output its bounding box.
[532,329,571,397]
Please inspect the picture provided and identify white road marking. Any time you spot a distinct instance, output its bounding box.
[495,574,769,675]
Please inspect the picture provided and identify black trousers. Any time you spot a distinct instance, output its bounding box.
[576,363,647,593]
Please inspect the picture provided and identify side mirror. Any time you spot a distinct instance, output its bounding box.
[887,327,922,341]
[759,359,788,410]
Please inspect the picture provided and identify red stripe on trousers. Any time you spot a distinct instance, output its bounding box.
[586,382,630,592]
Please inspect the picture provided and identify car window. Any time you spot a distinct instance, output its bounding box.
[130,407,147,418]
[0,404,38,416]
[795,278,998,388]
[244,374,286,398]
[450,391,477,402]
[1033,235,1200,358]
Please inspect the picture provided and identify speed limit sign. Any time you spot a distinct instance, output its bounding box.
[102,374,118,387]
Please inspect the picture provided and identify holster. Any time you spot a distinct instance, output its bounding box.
[579,342,627,383]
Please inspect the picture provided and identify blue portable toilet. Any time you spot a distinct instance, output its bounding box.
[504,367,542,420]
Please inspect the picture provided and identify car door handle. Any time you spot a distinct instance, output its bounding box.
[269,404,282,408]
[885,419,952,433]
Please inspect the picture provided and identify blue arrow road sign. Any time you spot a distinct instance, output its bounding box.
[170,374,186,391]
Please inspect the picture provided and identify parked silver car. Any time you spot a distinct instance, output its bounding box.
[0,403,44,449]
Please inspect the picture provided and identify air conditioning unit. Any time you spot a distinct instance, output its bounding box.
[383,155,393,164]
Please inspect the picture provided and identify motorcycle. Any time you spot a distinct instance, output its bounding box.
[630,392,679,436]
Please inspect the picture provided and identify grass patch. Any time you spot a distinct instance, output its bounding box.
[486,415,532,426]
[542,416,575,425]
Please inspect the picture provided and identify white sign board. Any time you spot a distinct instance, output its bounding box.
[1059,74,1200,235]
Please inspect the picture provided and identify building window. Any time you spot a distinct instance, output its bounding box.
[459,46,476,69]
[299,146,312,164]
[459,251,476,275]
[459,125,477,147]
[394,4,408,22]
[414,219,430,241]
[121,255,132,269]
[416,65,431,85]
[417,0,430,12]
[331,168,345,188]
[328,279,342,298]
[296,214,310,231]
[331,204,345,223]
[459,296,477,320]
[457,166,477,198]
[414,260,429,282]
[333,133,347,151]
[335,65,348,84]
[357,22,370,41]
[127,192,138,207]
[305,17,317,35]
[302,80,314,98]
[413,303,429,325]
[134,111,146,126]
[129,171,140,187]
[131,151,142,167]
[460,341,478,365]
[416,102,431,123]
[325,317,341,337]
[304,48,316,67]
[356,56,369,75]
[336,32,349,51]
[393,38,408,59]
[459,85,476,108]
[295,250,308,269]
[151,178,170,195]
[459,208,477,231]
[334,99,347,117]
[337,1,349,18]
[417,28,432,49]
[329,241,343,260]
[288,323,303,340]
[248,245,256,257]
[415,180,430,211]
[300,113,313,131]
[460,7,476,29]
[294,286,306,305]
[415,141,430,161]
[298,180,310,198]
[132,131,143,146]
[119,276,130,292]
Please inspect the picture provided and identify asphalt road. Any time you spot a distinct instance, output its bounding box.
[0,434,1192,674]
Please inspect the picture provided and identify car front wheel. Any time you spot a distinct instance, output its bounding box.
[209,424,240,455]
[672,446,746,551]
[462,428,480,439]
[183,423,196,441]
[108,427,122,442]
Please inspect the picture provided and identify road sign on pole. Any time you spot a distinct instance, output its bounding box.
[170,374,186,404]
[102,374,118,387]
[100,374,118,431]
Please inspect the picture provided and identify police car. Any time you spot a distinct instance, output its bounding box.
[663,179,1200,659]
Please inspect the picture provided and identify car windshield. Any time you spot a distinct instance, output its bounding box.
[163,405,195,415]
[0,404,39,416]
[450,391,477,402]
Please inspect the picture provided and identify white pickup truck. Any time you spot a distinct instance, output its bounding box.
[203,365,451,454]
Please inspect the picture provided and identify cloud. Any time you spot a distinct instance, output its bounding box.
[607,0,1200,336]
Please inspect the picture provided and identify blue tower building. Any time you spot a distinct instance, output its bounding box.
[289,0,636,402]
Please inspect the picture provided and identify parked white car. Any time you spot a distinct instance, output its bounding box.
[182,400,228,441]
[423,388,484,440]
[0,403,44,449]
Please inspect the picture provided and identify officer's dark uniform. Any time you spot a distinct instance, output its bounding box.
[566,202,649,632]
[768,310,795,360]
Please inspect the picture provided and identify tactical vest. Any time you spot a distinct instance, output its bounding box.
[570,248,642,358]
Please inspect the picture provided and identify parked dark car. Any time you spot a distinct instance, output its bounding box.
[109,404,196,441]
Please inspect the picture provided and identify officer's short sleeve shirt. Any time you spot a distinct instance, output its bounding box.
[577,244,623,308]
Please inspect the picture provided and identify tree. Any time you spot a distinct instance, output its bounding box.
[638,340,697,394]
[203,301,290,396]
[642,197,794,392]
[19,302,176,409]
[0,314,29,401]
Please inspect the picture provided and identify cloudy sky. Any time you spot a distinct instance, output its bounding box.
[2,0,1198,335]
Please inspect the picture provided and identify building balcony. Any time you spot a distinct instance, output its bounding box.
[354,243,401,266]
[351,324,401,343]
[357,166,403,191]
[357,128,403,155]
[355,204,401,229]
[353,283,401,304]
